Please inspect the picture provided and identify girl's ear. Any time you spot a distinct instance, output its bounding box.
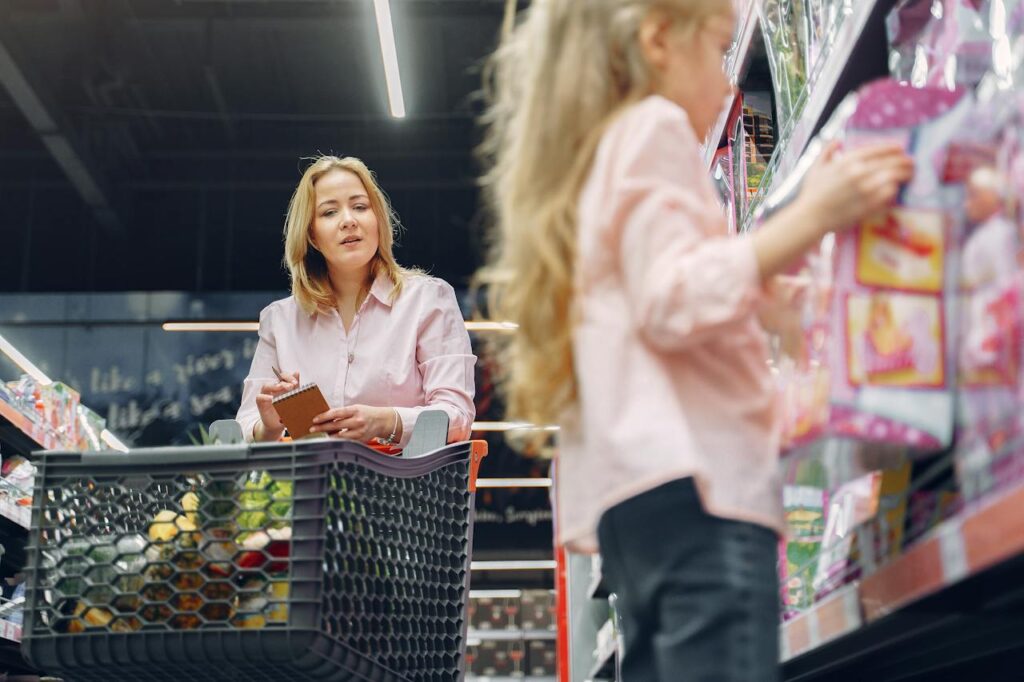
[638,7,674,73]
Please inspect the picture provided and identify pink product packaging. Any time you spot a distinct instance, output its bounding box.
[887,0,999,89]
[771,80,971,454]
[953,88,1024,502]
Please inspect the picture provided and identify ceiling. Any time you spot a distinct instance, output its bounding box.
[0,0,513,293]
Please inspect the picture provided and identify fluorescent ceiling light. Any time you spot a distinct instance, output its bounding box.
[476,478,553,489]
[163,322,259,332]
[470,560,557,571]
[472,421,559,432]
[373,0,406,119]
[0,333,52,386]
[465,321,518,332]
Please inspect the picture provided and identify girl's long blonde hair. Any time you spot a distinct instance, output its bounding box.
[284,156,412,314]
[478,0,724,427]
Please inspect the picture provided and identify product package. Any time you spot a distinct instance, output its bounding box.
[812,455,912,601]
[888,0,1024,90]
[764,80,972,454]
[760,0,811,130]
[779,457,827,619]
[952,55,1024,502]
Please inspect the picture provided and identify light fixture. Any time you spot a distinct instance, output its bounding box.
[476,478,553,489]
[465,321,518,333]
[0,333,52,386]
[164,320,519,333]
[472,421,559,432]
[470,560,557,571]
[372,0,406,119]
[162,322,259,332]
[100,429,130,452]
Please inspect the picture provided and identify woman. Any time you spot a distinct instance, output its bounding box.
[237,155,476,447]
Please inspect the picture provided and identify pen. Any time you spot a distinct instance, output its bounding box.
[271,365,286,382]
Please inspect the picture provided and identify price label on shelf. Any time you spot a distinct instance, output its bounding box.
[0,618,22,643]
[938,521,968,584]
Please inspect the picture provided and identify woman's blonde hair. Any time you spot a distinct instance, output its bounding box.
[478,0,726,428]
[284,155,411,314]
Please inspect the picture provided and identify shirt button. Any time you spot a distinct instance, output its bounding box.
[348,353,355,364]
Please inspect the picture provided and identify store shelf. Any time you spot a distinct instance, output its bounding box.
[467,629,557,642]
[781,481,1024,679]
[703,0,759,167]
[770,0,896,181]
[0,495,30,532]
[468,678,555,682]
[781,583,861,662]
[0,400,45,456]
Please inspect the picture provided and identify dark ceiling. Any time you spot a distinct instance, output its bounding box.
[0,0,512,293]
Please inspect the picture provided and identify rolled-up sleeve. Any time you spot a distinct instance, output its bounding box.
[236,306,279,442]
[611,101,762,351]
[394,282,477,446]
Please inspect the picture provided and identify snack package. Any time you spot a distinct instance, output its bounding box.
[760,0,811,129]
[812,453,911,601]
[763,80,971,454]
[779,457,827,619]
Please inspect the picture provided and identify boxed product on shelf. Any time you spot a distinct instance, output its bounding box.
[526,639,556,676]
[466,638,526,677]
[469,594,520,631]
[0,374,110,452]
[519,590,555,631]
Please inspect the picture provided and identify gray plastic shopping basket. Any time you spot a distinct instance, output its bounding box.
[22,437,488,682]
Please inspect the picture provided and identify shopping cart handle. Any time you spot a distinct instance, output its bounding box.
[402,410,449,458]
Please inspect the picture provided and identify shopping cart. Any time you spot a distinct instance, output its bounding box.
[21,432,487,682]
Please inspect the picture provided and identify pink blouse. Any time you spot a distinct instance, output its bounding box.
[237,274,477,447]
[557,95,784,552]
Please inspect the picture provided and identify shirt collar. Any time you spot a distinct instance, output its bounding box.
[368,274,396,307]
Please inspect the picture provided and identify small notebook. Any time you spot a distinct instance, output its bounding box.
[272,383,330,439]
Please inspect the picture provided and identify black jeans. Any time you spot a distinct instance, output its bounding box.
[597,478,780,682]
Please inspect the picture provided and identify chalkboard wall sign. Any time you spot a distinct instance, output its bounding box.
[0,291,553,552]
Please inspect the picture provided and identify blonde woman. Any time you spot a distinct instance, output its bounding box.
[480,1,912,678]
[237,156,476,447]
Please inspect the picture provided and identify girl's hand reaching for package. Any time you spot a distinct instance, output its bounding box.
[310,405,398,443]
[799,142,915,235]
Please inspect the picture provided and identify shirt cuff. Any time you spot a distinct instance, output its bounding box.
[394,406,420,449]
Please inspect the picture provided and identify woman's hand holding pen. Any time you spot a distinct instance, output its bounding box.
[253,366,300,442]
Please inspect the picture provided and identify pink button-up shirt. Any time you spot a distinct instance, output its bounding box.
[237,274,477,447]
[557,95,784,553]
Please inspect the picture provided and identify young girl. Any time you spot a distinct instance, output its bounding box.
[479,1,913,679]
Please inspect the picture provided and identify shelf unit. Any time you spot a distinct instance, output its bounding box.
[468,629,557,642]
[781,480,1024,679]
[0,400,39,674]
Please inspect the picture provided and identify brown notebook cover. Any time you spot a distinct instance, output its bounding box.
[272,383,330,439]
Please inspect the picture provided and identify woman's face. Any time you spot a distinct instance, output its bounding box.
[309,168,381,277]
